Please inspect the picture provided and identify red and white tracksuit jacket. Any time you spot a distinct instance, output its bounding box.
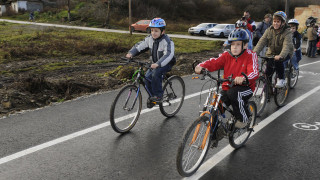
[199,49,259,91]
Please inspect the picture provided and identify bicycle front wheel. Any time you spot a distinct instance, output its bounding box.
[274,77,289,107]
[289,66,299,89]
[109,84,142,133]
[160,75,185,117]
[176,116,211,177]
[252,76,268,116]
[229,101,257,149]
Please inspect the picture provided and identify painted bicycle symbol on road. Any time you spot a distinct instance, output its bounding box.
[293,122,320,131]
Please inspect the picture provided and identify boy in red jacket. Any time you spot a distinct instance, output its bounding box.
[195,29,259,128]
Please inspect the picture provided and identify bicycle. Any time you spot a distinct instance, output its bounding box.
[176,69,257,177]
[109,57,185,133]
[284,58,299,89]
[252,56,290,116]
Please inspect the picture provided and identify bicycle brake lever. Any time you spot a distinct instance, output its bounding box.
[228,81,234,87]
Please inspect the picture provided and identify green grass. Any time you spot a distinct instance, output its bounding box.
[0,22,222,63]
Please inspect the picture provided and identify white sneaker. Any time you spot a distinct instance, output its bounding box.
[235,121,248,129]
[275,78,285,88]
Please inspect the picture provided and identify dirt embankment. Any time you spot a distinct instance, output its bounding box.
[0,51,220,118]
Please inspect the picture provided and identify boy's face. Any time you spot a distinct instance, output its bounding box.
[290,25,297,32]
[273,17,282,29]
[151,28,163,39]
[230,41,247,56]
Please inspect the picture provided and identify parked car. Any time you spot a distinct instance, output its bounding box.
[206,24,235,38]
[130,20,151,33]
[188,23,217,36]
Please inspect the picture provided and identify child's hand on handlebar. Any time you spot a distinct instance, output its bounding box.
[151,63,159,69]
[274,55,283,61]
[126,53,133,59]
[234,76,245,85]
[195,65,203,74]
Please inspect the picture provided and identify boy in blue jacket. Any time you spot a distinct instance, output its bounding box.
[126,18,176,103]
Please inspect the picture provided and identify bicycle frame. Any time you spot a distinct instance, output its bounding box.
[255,58,279,99]
[191,70,234,149]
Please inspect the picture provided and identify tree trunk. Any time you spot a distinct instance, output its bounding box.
[105,0,111,28]
[67,0,71,22]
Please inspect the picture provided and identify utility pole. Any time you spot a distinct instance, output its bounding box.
[285,0,290,18]
[129,0,132,35]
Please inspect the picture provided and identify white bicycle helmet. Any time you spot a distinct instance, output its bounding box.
[288,19,299,25]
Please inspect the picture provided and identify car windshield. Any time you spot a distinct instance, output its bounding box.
[213,24,226,29]
[196,24,209,27]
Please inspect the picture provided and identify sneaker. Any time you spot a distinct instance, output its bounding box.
[275,78,285,88]
[235,120,249,129]
[149,96,162,102]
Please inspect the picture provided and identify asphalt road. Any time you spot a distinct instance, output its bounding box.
[0,19,319,179]
[0,55,319,179]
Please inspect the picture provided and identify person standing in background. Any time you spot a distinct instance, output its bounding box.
[307,24,318,58]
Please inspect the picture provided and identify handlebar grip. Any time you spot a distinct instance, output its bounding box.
[241,72,250,85]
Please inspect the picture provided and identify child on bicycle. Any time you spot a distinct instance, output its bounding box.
[285,19,302,73]
[253,11,294,88]
[195,29,259,129]
[126,18,176,102]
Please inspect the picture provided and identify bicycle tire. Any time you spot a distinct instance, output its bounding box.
[176,116,212,177]
[253,76,268,116]
[109,84,142,133]
[160,75,185,117]
[274,76,289,107]
[229,101,257,149]
[289,65,299,89]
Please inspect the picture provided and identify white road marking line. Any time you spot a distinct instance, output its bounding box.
[300,60,320,67]
[184,85,320,180]
[0,88,211,165]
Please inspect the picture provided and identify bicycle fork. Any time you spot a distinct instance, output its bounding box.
[123,87,140,111]
[190,94,222,150]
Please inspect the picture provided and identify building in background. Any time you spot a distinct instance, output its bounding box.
[0,3,6,16]
[295,5,320,32]
[10,0,43,13]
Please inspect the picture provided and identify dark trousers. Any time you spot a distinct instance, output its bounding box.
[307,40,317,57]
[144,63,172,97]
[266,59,285,79]
[221,86,253,123]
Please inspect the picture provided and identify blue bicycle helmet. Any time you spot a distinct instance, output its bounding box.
[149,18,166,29]
[228,29,249,43]
[273,11,287,22]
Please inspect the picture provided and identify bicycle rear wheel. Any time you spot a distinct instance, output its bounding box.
[289,65,299,89]
[109,84,142,133]
[274,76,289,107]
[176,116,211,177]
[229,101,257,149]
[252,76,268,116]
[160,75,185,117]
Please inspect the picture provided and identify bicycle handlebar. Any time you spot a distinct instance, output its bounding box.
[120,57,151,68]
[200,69,249,87]
[258,55,284,61]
